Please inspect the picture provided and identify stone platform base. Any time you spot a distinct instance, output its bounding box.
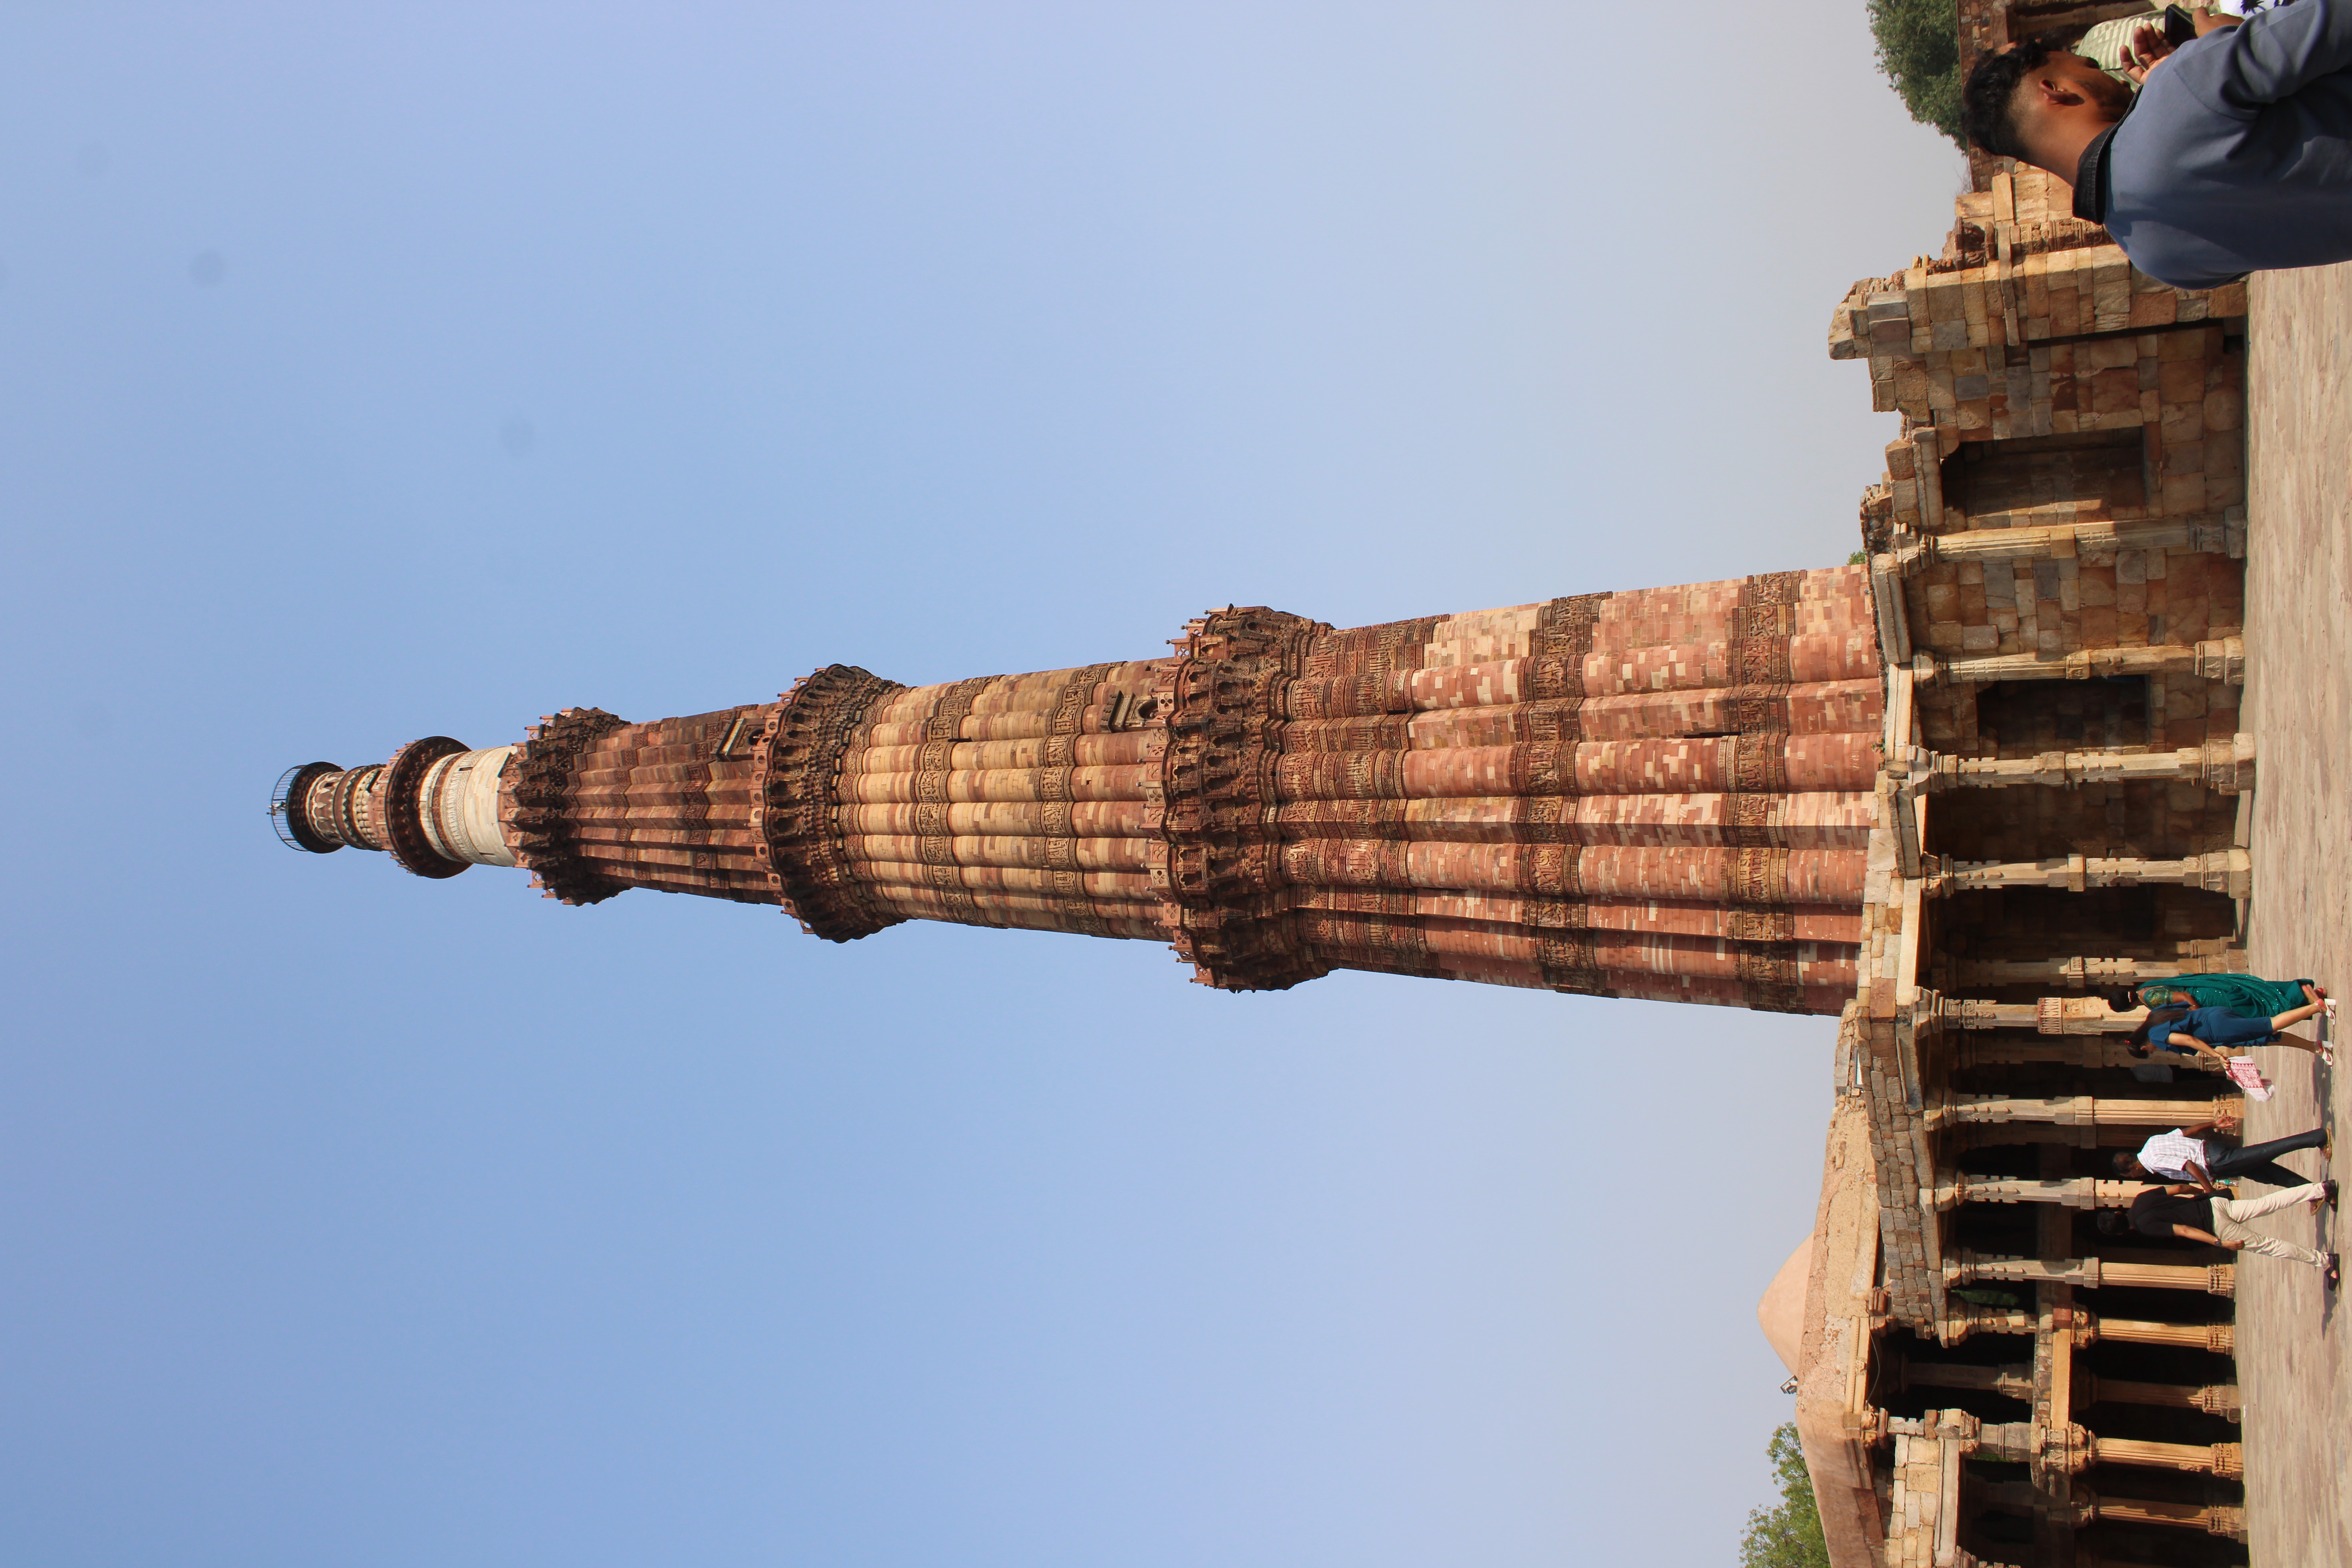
[2242,260,2352,1568]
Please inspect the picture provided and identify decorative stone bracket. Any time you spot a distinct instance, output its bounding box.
[503,708,630,906]
[755,664,908,942]
[1147,607,1333,992]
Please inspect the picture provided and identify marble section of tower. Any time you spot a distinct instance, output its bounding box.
[277,569,1882,1014]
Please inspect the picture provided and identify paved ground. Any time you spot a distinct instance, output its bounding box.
[2239,261,2352,1568]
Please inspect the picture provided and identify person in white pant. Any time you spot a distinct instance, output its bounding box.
[2102,1183,2340,1289]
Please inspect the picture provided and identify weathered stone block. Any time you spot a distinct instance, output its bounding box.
[2158,359,2207,401]
[2087,337,2140,371]
[2162,473,2208,515]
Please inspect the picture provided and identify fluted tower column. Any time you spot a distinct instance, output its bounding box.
[274,566,1881,1013]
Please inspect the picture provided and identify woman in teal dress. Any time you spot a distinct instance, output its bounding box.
[2129,974,2322,1017]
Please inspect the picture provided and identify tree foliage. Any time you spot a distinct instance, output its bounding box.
[1868,0,1966,148]
[1739,1423,1832,1568]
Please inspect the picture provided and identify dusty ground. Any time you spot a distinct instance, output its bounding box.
[2239,261,2352,1567]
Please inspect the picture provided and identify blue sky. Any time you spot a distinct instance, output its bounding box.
[0,5,1960,1564]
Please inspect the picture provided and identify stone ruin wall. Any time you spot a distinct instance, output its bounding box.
[1799,5,2275,1552]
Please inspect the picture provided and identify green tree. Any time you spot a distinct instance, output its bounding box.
[1847,550,1869,566]
[1868,0,1965,148]
[1739,1422,1831,1568]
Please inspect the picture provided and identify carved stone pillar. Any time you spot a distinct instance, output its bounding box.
[1976,1420,2240,1478]
[1955,1120,2213,1149]
[1953,1036,2222,1076]
[1935,991,2235,1053]
[1944,1301,2038,1343]
[1944,1093,2242,1138]
[1899,733,2254,795]
[1886,513,2243,572]
[1931,1171,2135,1210]
[1903,1361,2034,1400]
[2078,1374,2239,1421]
[1947,1252,2097,1289]
[2027,996,2141,1034]
[1914,637,2243,687]
[1952,951,2248,988]
[2088,1435,2242,1477]
[2099,1260,2235,1297]
[2071,1312,2234,1355]
[1925,849,2250,900]
[1946,1250,2234,1297]
[2076,1491,2245,1541]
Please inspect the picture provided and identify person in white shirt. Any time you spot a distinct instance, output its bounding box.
[2115,1118,2332,1192]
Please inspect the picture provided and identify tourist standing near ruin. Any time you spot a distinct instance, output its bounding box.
[2116,1122,2335,1190]
[2126,971,2324,1018]
[2103,1186,2341,1287]
[1959,0,2352,288]
[2125,983,2334,1066]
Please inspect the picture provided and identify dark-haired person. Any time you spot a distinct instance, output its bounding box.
[2125,983,2332,1067]
[2123,971,2328,1019]
[1958,0,2352,289]
[2099,1183,2338,1287]
[2115,1120,2334,1190]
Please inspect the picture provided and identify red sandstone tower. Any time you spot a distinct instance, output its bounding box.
[275,568,1881,1013]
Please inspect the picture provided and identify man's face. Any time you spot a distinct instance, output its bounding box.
[2038,49,2136,119]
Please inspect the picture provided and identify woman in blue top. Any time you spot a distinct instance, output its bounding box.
[2127,981,2332,1067]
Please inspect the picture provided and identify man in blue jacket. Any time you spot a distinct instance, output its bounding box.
[1960,0,2352,289]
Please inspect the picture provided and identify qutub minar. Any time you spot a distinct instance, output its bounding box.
[273,577,1880,1013]
[282,59,2287,1568]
